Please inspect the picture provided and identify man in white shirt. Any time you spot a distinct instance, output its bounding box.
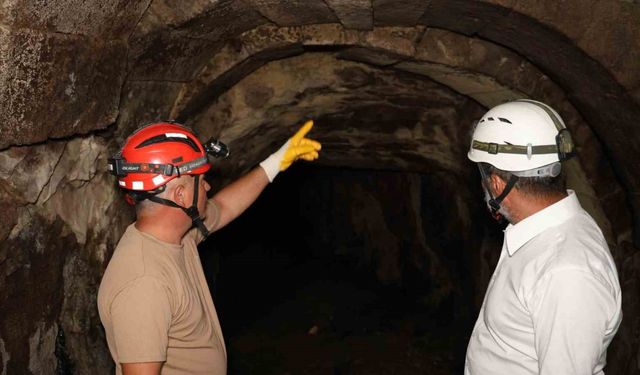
[465,99,622,374]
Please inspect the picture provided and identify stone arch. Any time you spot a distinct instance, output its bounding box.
[143,24,615,244]
[122,0,640,244]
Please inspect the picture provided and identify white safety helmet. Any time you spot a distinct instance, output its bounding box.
[467,99,574,177]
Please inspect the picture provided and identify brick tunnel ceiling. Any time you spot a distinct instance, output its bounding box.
[190,53,485,178]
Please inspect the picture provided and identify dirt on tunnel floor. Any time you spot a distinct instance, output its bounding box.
[207,248,471,375]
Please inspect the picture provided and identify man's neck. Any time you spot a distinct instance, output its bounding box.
[508,191,568,224]
[135,215,189,245]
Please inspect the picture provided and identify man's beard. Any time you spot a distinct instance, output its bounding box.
[483,186,513,223]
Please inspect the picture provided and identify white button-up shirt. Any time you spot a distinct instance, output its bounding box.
[465,191,622,375]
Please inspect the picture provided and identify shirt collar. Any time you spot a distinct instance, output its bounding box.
[504,190,582,256]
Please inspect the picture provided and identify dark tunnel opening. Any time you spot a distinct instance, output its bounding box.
[199,164,504,374]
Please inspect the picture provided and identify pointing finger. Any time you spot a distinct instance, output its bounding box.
[291,120,314,144]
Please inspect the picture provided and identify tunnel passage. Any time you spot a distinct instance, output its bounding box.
[1,1,640,374]
[202,165,494,374]
[191,55,495,372]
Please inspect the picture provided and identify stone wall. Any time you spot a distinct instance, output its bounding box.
[0,0,639,373]
[0,136,133,373]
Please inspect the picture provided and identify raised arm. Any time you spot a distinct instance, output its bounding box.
[209,120,321,232]
[210,166,269,231]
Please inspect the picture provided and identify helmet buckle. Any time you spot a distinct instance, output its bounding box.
[488,199,501,212]
[488,143,499,155]
[184,206,199,220]
[163,164,174,176]
[108,157,128,177]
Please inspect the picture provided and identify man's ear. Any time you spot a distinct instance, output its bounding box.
[173,183,186,207]
[489,173,507,196]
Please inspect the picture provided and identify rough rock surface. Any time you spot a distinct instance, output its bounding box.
[0,0,151,148]
[0,0,639,373]
[0,137,131,373]
[191,53,485,177]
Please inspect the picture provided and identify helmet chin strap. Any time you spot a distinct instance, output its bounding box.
[147,174,210,237]
[479,166,519,222]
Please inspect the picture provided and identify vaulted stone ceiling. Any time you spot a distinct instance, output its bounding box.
[2,0,639,240]
[1,0,639,373]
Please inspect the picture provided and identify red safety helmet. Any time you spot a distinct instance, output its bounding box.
[108,122,229,237]
[108,123,212,192]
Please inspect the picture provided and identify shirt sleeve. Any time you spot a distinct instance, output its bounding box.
[529,268,613,374]
[110,276,172,363]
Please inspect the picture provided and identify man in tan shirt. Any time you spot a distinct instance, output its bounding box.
[98,121,320,375]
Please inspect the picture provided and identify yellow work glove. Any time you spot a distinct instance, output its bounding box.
[259,120,321,182]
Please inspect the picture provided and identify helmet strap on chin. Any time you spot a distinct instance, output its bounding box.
[479,164,519,221]
[145,174,210,238]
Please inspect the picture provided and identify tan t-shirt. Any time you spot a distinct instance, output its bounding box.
[98,201,226,375]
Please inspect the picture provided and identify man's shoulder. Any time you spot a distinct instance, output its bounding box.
[103,226,147,276]
[531,212,617,286]
[99,227,145,303]
[555,211,609,261]
[98,225,179,303]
